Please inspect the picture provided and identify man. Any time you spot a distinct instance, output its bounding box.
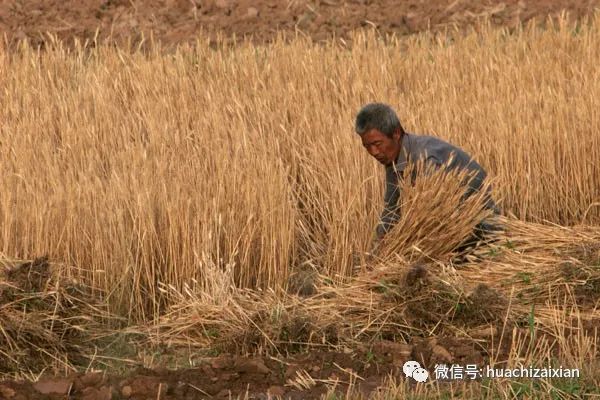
[355,102,501,253]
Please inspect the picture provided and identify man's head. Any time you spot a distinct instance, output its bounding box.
[355,103,405,166]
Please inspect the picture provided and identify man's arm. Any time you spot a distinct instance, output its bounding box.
[376,169,402,240]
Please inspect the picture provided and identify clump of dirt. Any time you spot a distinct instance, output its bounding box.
[223,307,339,355]
[560,261,600,306]
[404,263,428,287]
[279,315,318,345]
[411,336,488,368]
[575,280,600,305]
[5,256,51,293]
[399,268,462,330]
[358,263,464,333]
[571,243,600,267]
[401,274,509,332]
[454,283,509,325]
[288,268,318,297]
[373,263,430,299]
[0,256,110,376]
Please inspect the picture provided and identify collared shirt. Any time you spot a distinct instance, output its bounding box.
[377,132,500,238]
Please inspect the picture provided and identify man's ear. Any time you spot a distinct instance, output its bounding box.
[392,128,402,143]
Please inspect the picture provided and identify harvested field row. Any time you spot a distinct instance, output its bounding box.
[1,0,600,48]
[148,216,600,352]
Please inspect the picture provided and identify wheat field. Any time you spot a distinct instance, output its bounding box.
[1,14,600,398]
[2,19,599,321]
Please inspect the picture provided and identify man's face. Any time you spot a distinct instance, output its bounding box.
[361,128,402,166]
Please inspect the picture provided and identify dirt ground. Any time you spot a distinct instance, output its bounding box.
[1,0,600,48]
[0,337,498,400]
[0,258,518,399]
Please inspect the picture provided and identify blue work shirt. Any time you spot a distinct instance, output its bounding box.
[377,132,500,239]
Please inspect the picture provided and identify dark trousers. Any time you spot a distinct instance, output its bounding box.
[454,219,502,254]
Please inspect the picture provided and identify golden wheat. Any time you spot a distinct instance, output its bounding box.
[0,17,599,322]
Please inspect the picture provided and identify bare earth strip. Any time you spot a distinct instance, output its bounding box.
[1,0,600,47]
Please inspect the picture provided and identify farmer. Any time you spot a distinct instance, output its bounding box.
[355,102,501,253]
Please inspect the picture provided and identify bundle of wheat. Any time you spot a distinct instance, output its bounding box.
[373,160,497,263]
[146,161,599,353]
[458,217,600,306]
[148,209,599,354]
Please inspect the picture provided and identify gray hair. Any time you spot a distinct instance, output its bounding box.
[354,103,404,138]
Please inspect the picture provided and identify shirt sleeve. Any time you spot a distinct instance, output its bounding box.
[376,169,402,239]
